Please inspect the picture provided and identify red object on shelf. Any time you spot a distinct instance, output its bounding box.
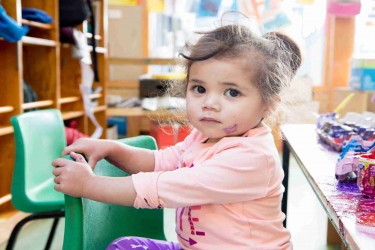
[65,120,88,145]
[65,127,88,145]
[149,122,191,149]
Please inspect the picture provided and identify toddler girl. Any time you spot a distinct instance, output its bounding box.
[53,22,301,250]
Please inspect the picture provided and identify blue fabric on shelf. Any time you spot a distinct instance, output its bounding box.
[22,8,53,24]
[0,5,30,42]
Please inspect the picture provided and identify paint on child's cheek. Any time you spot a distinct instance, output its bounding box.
[224,124,237,134]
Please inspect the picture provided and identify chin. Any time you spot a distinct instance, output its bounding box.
[195,128,216,137]
[204,132,225,140]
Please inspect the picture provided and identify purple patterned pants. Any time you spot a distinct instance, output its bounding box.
[106,236,183,250]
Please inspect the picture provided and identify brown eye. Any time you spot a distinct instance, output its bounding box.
[193,85,206,94]
[225,89,240,97]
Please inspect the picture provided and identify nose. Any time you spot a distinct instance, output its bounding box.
[202,93,220,111]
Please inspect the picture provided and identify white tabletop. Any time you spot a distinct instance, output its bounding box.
[282,124,375,250]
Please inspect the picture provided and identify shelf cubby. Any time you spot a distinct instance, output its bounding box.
[0,0,108,226]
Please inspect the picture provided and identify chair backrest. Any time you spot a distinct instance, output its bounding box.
[63,136,166,250]
[11,109,66,213]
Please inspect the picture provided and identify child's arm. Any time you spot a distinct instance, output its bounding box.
[52,152,136,206]
[132,143,276,209]
[105,140,155,174]
[62,138,155,174]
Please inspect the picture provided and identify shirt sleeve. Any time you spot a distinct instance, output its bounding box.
[153,128,202,172]
[133,143,278,209]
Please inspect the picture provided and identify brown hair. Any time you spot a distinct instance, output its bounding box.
[165,23,302,126]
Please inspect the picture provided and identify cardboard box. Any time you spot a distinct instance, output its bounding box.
[108,5,143,58]
[334,88,375,116]
[108,5,145,81]
[109,65,144,81]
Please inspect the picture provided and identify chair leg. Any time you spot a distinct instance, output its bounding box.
[6,214,34,250]
[44,218,60,250]
[6,210,64,250]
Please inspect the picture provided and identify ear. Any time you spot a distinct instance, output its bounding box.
[263,96,281,118]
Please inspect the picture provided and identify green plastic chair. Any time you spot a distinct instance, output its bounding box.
[7,109,66,250]
[63,136,166,250]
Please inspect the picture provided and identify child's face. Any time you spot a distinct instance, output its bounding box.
[186,57,267,143]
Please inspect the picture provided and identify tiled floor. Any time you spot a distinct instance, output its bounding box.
[0,155,336,250]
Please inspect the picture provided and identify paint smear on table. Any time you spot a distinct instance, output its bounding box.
[317,177,375,238]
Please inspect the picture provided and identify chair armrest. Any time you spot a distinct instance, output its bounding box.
[62,154,84,250]
[64,195,83,250]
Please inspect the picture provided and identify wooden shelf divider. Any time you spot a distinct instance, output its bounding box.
[59,96,81,104]
[0,106,14,114]
[90,93,102,99]
[86,33,102,40]
[0,194,12,206]
[93,105,106,112]
[88,46,107,54]
[61,111,85,120]
[0,126,14,136]
[21,19,52,30]
[22,100,54,110]
[22,36,57,46]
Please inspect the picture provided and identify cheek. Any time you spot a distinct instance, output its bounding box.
[186,98,195,112]
[223,124,238,134]
[232,110,260,127]
[186,101,198,120]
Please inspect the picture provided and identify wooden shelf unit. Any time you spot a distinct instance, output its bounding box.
[0,0,108,223]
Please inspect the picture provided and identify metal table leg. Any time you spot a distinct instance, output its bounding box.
[282,139,290,228]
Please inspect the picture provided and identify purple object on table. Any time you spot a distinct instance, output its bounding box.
[357,155,375,198]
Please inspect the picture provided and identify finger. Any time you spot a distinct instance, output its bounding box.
[70,152,87,164]
[61,145,74,156]
[52,158,69,168]
[54,176,60,184]
[54,184,62,192]
[52,167,63,176]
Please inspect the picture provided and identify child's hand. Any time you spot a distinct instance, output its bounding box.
[62,138,108,168]
[52,152,94,197]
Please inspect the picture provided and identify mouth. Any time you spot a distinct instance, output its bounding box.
[200,117,220,123]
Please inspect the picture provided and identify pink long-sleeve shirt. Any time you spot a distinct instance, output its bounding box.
[132,124,292,250]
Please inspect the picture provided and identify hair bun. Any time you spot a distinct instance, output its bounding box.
[264,32,302,75]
